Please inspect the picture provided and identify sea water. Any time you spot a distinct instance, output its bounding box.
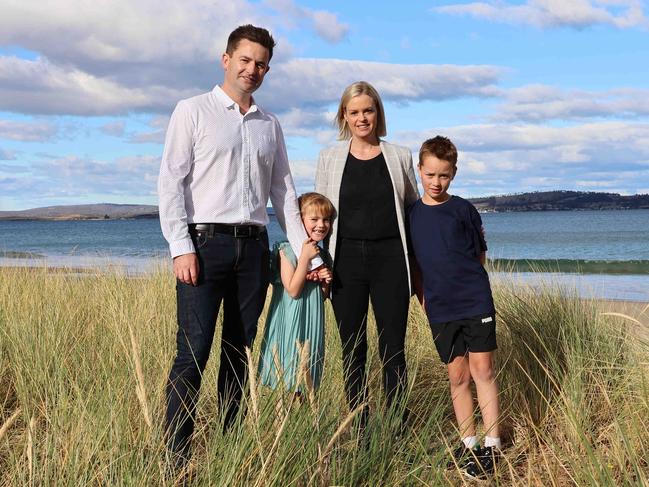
[1,209,648,301]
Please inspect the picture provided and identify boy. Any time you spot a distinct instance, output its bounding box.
[408,136,501,479]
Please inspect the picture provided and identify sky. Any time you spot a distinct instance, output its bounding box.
[1,0,648,210]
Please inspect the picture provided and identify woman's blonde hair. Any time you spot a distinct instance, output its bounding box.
[298,192,335,219]
[334,81,387,140]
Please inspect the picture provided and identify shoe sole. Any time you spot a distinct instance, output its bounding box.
[462,469,491,481]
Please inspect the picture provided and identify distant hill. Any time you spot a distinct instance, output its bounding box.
[1,192,648,220]
[470,191,649,212]
[0,204,158,221]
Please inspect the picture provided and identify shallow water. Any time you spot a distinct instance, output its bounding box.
[1,209,648,301]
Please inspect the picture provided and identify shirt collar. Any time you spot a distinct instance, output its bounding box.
[212,85,262,115]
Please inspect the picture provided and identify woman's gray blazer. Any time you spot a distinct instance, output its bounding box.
[314,139,420,294]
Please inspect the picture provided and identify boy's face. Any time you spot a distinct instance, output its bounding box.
[301,210,331,243]
[418,155,456,205]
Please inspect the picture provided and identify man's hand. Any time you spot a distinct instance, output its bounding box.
[173,253,199,286]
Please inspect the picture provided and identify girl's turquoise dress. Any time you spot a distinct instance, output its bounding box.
[258,240,328,391]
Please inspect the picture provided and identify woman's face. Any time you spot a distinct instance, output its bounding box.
[344,94,377,140]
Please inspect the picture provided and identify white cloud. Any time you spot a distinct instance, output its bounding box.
[260,59,502,112]
[393,121,649,195]
[574,179,623,187]
[0,119,58,141]
[12,154,162,200]
[263,0,349,43]
[0,56,192,115]
[396,121,649,154]
[100,121,126,137]
[275,108,335,137]
[309,10,349,43]
[0,54,503,117]
[0,0,354,118]
[127,116,170,144]
[0,0,501,118]
[0,0,347,82]
[495,85,649,122]
[435,0,648,29]
[0,0,257,68]
[0,148,16,160]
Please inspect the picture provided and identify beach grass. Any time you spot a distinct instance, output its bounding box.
[1,265,648,485]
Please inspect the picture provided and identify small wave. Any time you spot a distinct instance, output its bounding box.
[489,259,649,275]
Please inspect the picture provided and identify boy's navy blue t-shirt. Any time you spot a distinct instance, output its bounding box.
[408,196,495,323]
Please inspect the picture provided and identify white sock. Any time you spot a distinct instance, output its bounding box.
[462,435,478,449]
[484,436,502,449]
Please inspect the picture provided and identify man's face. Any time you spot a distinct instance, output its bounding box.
[221,39,270,97]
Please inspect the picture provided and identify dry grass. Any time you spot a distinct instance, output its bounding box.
[0,265,648,485]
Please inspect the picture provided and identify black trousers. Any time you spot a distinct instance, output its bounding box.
[332,237,410,419]
[165,229,269,460]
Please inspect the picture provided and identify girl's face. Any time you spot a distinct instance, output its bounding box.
[301,210,331,242]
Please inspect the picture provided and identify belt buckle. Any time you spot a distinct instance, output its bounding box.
[233,225,251,238]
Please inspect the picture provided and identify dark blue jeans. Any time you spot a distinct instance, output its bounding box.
[165,228,269,459]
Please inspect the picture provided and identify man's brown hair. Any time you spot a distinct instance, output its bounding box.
[418,136,458,166]
[226,24,276,61]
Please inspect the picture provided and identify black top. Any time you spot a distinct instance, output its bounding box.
[408,196,495,323]
[338,152,400,240]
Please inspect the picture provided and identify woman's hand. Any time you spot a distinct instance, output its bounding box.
[316,266,332,284]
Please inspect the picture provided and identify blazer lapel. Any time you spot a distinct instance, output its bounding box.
[380,140,403,196]
[331,141,351,208]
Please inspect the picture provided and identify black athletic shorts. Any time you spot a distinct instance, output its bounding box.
[428,313,497,364]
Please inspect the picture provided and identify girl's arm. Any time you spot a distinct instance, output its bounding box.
[479,251,486,266]
[279,239,320,299]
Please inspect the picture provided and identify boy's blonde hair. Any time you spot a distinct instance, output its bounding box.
[298,192,335,219]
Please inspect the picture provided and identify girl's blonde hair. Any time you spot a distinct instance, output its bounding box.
[298,192,335,219]
[334,81,387,140]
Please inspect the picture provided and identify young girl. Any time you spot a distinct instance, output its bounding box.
[258,192,334,394]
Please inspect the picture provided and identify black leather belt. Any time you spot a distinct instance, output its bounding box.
[189,223,263,238]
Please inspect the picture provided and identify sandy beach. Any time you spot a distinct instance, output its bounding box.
[590,298,649,341]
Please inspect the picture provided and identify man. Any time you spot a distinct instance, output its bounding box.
[158,24,322,463]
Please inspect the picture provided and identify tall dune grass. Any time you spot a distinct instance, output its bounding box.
[0,265,647,485]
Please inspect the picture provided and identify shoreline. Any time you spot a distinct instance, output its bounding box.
[1,260,648,305]
[3,254,649,274]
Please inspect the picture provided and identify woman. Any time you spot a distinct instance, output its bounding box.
[315,81,419,424]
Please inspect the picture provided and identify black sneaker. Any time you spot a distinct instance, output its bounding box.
[446,443,479,470]
[464,446,500,479]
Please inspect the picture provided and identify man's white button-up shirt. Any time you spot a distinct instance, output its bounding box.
[159,85,319,266]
